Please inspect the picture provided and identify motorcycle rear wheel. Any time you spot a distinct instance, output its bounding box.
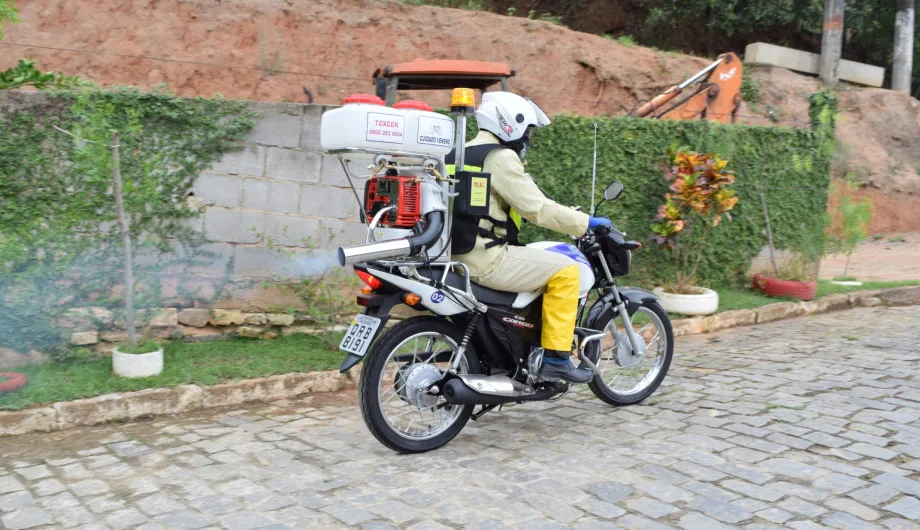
[358,316,479,453]
[583,300,673,406]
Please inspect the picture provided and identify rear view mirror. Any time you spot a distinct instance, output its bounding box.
[604,181,624,201]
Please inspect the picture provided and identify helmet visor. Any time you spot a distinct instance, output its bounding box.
[527,98,552,127]
[522,126,535,144]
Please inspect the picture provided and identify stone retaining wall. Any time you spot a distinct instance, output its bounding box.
[56,307,336,352]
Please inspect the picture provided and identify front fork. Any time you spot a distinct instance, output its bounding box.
[595,251,646,357]
[611,285,647,356]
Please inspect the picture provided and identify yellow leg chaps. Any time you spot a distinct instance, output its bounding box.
[541,264,580,351]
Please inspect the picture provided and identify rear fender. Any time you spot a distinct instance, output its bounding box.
[368,268,471,316]
[582,287,658,330]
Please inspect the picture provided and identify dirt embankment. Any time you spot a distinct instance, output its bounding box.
[3,0,920,230]
[742,66,920,232]
[1,0,711,116]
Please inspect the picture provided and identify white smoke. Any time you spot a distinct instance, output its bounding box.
[292,252,340,278]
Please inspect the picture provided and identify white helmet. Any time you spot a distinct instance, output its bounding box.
[476,92,551,144]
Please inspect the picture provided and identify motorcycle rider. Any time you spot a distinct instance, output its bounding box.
[446,92,612,383]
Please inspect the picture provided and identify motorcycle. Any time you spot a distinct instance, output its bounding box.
[336,180,674,453]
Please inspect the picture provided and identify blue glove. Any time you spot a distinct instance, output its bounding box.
[589,216,612,230]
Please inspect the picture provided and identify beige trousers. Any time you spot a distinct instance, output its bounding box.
[466,246,581,352]
[471,245,575,292]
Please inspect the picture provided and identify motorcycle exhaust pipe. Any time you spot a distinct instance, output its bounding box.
[442,376,559,406]
[337,211,445,266]
[338,239,411,267]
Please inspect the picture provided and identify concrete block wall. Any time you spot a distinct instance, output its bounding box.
[190,101,368,280]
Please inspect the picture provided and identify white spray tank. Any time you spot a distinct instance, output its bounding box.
[321,94,463,266]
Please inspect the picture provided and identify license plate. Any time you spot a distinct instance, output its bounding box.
[339,315,382,358]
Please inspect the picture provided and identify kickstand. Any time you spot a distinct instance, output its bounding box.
[471,404,503,421]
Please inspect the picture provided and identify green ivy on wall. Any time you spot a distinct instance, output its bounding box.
[0,87,255,353]
[447,92,836,287]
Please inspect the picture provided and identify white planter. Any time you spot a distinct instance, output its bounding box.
[653,287,719,316]
[831,280,862,286]
[112,347,163,378]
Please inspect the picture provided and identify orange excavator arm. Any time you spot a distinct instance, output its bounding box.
[629,52,743,124]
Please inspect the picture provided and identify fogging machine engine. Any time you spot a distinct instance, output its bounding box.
[364,174,422,228]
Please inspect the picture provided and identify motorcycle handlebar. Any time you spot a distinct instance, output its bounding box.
[590,225,626,245]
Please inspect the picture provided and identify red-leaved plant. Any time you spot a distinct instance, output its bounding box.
[650,148,738,294]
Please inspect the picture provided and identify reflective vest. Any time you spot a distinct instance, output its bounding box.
[445,144,523,255]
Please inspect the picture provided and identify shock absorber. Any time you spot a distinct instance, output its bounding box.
[450,312,481,373]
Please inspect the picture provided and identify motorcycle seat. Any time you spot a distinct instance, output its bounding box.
[415,268,517,306]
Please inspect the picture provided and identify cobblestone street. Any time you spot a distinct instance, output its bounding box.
[2,306,920,530]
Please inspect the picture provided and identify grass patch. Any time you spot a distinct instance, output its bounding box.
[0,333,344,411]
[842,335,859,341]
[715,288,790,312]
[616,35,637,47]
[816,279,920,296]
[831,276,858,282]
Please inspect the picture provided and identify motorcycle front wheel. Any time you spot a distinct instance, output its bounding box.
[582,300,674,406]
[358,316,479,453]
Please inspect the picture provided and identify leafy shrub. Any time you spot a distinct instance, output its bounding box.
[616,35,637,48]
[538,12,565,26]
[272,272,358,350]
[650,150,738,292]
[741,75,760,104]
[0,59,82,92]
[825,179,873,277]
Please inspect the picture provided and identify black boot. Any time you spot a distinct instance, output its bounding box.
[538,349,594,384]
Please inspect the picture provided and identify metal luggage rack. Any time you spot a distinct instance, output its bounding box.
[374,259,485,312]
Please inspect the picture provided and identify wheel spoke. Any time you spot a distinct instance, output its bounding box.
[373,330,468,442]
[635,322,653,334]
[594,306,669,396]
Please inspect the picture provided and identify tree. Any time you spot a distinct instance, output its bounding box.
[644,0,824,57]
[892,0,916,93]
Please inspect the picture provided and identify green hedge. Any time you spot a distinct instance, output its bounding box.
[454,94,835,287]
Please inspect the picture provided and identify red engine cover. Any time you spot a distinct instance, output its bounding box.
[364,176,421,228]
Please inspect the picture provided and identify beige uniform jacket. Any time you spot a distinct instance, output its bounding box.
[456,131,590,278]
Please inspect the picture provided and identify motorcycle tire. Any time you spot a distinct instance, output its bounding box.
[584,300,674,406]
[358,316,479,453]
